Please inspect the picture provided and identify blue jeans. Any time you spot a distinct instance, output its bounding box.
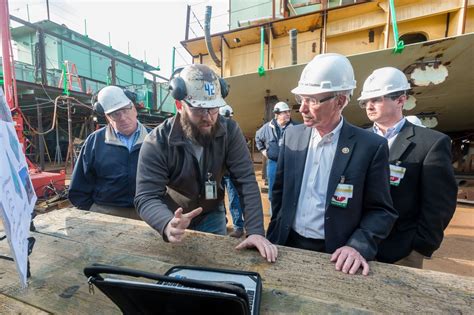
[193,204,227,235]
[223,176,244,230]
[266,159,278,216]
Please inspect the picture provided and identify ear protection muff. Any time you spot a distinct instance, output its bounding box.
[123,90,137,104]
[169,68,187,101]
[223,109,231,118]
[92,88,136,116]
[168,67,229,101]
[91,93,104,116]
[219,78,229,98]
[273,108,280,114]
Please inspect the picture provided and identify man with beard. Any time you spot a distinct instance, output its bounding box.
[135,64,278,262]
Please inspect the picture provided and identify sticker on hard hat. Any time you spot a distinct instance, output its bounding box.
[204,82,215,96]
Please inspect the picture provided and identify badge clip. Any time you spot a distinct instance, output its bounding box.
[205,172,217,200]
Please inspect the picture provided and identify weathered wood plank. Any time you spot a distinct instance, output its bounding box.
[0,294,50,314]
[1,221,362,314]
[1,208,473,314]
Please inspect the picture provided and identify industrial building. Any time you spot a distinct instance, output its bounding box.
[1,16,176,173]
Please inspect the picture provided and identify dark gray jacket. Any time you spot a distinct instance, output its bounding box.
[135,114,265,238]
[376,121,457,262]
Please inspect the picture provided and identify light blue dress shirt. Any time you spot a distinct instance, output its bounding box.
[373,118,406,148]
[116,123,141,151]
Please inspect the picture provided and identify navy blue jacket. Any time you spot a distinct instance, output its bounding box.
[255,119,297,161]
[69,123,149,209]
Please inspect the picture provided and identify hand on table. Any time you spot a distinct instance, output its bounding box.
[235,234,278,263]
[330,246,369,276]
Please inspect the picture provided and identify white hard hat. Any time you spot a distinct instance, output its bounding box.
[358,67,411,101]
[405,115,426,128]
[273,101,290,113]
[219,104,234,117]
[179,64,228,108]
[292,53,356,95]
[97,86,132,114]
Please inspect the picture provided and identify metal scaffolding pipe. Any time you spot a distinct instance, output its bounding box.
[289,29,298,65]
[204,6,221,67]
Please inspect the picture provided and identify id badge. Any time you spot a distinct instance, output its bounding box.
[205,180,217,200]
[330,183,353,208]
[389,164,406,186]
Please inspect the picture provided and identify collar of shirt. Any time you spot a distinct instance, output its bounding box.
[115,123,141,151]
[312,117,344,146]
[373,117,406,140]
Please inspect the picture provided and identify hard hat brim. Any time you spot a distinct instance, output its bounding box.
[186,97,227,109]
[357,87,409,101]
[104,101,133,114]
[291,85,351,96]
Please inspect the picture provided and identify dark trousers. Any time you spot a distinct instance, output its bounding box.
[285,229,326,253]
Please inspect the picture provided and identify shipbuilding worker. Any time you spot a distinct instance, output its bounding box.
[135,64,278,263]
[69,86,149,219]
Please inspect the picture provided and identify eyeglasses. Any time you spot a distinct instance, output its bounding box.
[108,104,133,120]
[295,94,337,107]
[359,93,405,108]
[185,102,219,116]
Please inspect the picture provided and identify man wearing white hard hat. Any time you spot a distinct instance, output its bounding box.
[255,101,296,216]
[359,67,456,268]
[135,64,278,263]
[69,85,149,219]
[267,53,397,275]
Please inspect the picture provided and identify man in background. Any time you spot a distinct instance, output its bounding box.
[255,101,296,216]
[69,86,149,219]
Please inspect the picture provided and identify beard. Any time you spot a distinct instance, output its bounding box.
[180,109,218,146]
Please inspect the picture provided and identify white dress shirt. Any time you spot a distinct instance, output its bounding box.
[292,118,344,239]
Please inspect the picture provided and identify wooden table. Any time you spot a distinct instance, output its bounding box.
[1,208,472,314]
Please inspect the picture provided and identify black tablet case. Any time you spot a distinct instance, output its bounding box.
[84,264,261,315]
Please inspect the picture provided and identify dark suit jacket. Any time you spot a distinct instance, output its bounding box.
[267,120,398,260]
[376,121,457,263]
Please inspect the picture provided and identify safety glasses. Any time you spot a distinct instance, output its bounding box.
[184,101,219,116]
[108,104,133,120]
[295,94,337,107]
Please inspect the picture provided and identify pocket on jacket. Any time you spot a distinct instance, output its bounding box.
[266,142,280,161]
